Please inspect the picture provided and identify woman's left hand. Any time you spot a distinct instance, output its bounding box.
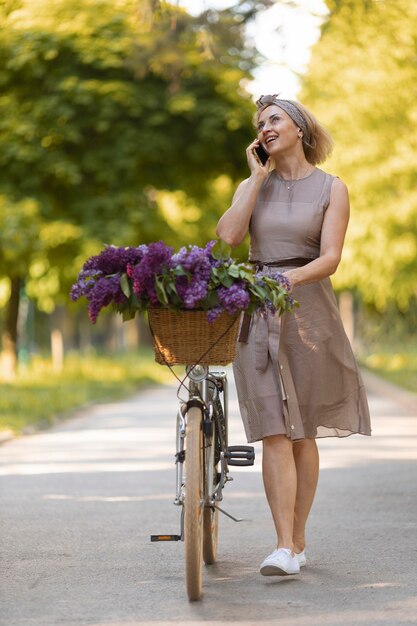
[283,270,296,292]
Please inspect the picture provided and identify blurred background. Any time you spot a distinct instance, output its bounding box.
[0,0,416,433]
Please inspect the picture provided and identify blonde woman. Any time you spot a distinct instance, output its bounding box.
[216,94,371,576]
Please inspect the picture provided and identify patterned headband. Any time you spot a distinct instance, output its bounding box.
[255,94,311,145]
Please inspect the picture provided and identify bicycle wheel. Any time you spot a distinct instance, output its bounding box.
[203,415,219,565]
[184,406,204,601]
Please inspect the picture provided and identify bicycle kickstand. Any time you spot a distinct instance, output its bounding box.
[214,504,244,523]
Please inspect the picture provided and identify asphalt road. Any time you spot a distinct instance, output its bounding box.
[1,369,417,626]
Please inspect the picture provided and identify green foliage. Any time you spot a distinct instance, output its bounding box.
[0,0,257,317]
[0,348,173,434]
[301,0,417,311]
[0,196,42,275]
[361,345,417,394]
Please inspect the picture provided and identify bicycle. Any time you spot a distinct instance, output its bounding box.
[150,362,255,601]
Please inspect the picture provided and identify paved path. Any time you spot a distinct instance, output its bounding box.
[1,370,417,626]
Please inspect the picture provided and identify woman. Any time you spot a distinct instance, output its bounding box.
[216,94,371,577]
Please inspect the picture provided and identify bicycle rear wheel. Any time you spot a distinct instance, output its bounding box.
[184,406,204,601]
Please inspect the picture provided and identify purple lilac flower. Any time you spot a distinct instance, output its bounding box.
[207,306,224,323]
[255,270,295,311]
[71,245,148,303]
[176,276,209,308]
[204,240,231,269]
[129,241,174,306]
[171,244,210,273]
[172,245,212,309]
[255,270,291,290]
[83,244,148,275]
[267,271,295,308]
[204,240,217,257]
[267,271,292,293]
[209,258,223,269]
[70,269,102,301]
[86,275,127,323]
[217,282,250,315]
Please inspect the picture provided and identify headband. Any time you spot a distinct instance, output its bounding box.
[256,94,311,145]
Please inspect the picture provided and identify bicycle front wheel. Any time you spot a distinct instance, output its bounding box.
[184,406,204,601]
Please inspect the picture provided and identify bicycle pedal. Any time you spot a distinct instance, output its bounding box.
[150,534,181,542]
[225,445,255,466]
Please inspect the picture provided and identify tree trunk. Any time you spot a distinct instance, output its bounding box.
[50,307,69,373]
[0,276,22,380]
[139,315,153,347]
[123,318,140,351]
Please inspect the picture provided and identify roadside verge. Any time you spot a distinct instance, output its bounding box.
[361,368,417,416]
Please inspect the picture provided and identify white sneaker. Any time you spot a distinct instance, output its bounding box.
[260,548,300,576]
[295,550,307,567]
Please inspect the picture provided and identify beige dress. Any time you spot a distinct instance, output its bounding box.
[233,168,371,443]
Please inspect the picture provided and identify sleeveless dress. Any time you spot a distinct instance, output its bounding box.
[233,167,371,443]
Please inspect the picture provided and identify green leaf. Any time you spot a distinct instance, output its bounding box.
[227,264,240,278]
[219,273,233,287]
[238,268,255,283]
[250,284,268,299]
[122,308,136,321]
[173,266,188,277]
[129,293,140,309]
[166,282,178,296]
[165,282,181,306]
[210,239,232,261]
[200,290,218,310]
[120,273,131,298]
[155,277,169,306]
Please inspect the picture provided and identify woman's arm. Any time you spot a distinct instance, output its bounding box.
[284,177,350,288]
[216,139,270,247]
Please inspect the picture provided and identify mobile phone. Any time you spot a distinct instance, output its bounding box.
[255,144,269,166]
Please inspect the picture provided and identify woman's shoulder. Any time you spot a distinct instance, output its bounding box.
[316,167,346,186]
[315,168,349,197]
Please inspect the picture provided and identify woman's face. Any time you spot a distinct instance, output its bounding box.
[256,105,300,158]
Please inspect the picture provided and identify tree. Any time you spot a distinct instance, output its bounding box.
[0,0,262,374]
[300,0,417,312]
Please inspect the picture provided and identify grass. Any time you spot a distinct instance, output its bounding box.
[359,343,417,394]
[0,348,177,435]
[2,341,415,437]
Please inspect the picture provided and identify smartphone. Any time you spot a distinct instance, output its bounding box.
[255,144,269,166]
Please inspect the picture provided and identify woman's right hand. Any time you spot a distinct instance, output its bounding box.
[216,139,268,245]
[246,139,270,180]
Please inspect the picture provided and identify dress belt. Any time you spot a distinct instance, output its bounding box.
[238,257,315,343]
[248,257,315,270]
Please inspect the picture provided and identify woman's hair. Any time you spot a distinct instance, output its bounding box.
[254,94,333,166]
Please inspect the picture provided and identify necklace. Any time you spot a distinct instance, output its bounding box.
[277,165,314,190]
[276,164,314,209]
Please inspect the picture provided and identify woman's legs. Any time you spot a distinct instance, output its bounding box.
[262,435,319,553]
[262,434,297,550]
[292,438,319,553]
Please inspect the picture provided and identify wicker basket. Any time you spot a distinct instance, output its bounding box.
[148,309,241,366]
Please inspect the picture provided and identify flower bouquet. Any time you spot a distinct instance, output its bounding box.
[70,240,296,365]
